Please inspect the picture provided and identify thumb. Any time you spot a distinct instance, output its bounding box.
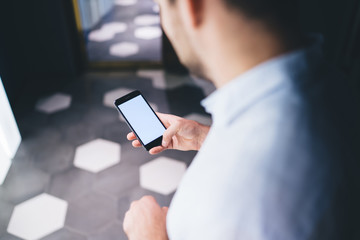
[162,206,169,214]
[162,123,179,148]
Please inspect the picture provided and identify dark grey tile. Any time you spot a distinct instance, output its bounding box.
[40,228,87,240]
[33,143,74,174]
[62,120,103,146]
[18,127,62,156]
[0,160,49,204]
[13,126,64,171]
[103,121,131,145]
[119,142,154,166]
[65,191,117,235]
[161,150,197,167]
[47,167,96,202]
[48,105,85,130]
[82,106,119,134]
[0,200,14,237]
[17,111,49,136]
[94,163,140,198]
[88,222,127,240]
[138,88,169,113]
[0,233,22,240]
[166,85,207,116]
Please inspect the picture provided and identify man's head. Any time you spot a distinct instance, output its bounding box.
[155,0,301,84]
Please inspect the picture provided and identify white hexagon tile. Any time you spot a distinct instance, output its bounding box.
[7,193,68,240]
[35,93,71,114]
[134,26,162,40]
[137,70,166,89]
[134,14,160,26]
[103,87,135,108]
[89,22,127,42]
[88,29,115,42]
[184,113,212,126]
[140,157,187,195]
[137,70,195,90]
[74,139,121,173]
[102,22,127,33]
[109,42,140,57]
[114,0,137,6]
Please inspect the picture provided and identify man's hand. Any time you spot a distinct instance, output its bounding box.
[127,112,210,154]
[123,196,169,240]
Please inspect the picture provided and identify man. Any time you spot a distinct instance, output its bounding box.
[123,0,360,239]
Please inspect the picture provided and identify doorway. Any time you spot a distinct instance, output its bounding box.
[72,0,162,69]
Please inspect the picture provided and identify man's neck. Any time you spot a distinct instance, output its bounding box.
[203,15,300,89]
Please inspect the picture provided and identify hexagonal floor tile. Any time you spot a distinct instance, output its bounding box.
[102,22,127,33]
[134,27,162,40]
[7,194,68,240]
[33,143,74,174]
[0,233,22,240]
[65,192,117,235]
[36,93,71,114]
[109,42,139,57]
[0,161,50,204]
[140,157,187,195]
[88,28,115,42]
[94,164,139,198]
[137,70,166,89]
[47,168,96,202]
[74,139,121,173]
[0,200,14,237]
[137,70,194,90]
[88,23,127,43]
[134,14,160,26]
[103,87,135,108]
[184,113,212,126]
[114,0,137,6]
[40,228,86,240]
[88,222,127,240]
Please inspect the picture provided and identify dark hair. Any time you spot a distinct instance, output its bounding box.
[168,0,300,33]
[224,0,300,31]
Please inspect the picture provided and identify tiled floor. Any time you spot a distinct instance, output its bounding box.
[86,0,161,62]
[0,70,214,240]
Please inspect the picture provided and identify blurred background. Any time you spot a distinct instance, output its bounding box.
[0,0,359,239]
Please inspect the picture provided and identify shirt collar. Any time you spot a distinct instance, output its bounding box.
[201,35,324,126]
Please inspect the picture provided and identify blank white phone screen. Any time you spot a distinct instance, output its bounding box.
[118,95,165,145]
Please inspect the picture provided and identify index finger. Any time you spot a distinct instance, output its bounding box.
[127,132,136,140]
[149,146,166,155]
[155,112,171,128]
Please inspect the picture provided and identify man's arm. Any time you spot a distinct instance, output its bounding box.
[127,112,210,154]
[124,113,210,239]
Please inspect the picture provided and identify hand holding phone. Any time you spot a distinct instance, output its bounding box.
[115,90,166,151]
[127,112,211,155]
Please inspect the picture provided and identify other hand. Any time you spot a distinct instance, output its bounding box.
[123,196,169,240]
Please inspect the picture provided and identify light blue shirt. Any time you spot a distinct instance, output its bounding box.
[166,36,355,239]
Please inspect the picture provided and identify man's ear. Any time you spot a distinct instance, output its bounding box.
[180,0,204,28]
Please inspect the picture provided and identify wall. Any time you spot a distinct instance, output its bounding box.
[299,0,360,92]
[0,0,83,115]
[77,0,114,31]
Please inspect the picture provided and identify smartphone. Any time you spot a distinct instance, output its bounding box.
[114,90,166,151]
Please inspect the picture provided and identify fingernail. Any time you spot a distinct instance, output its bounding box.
[162,140,167,147]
